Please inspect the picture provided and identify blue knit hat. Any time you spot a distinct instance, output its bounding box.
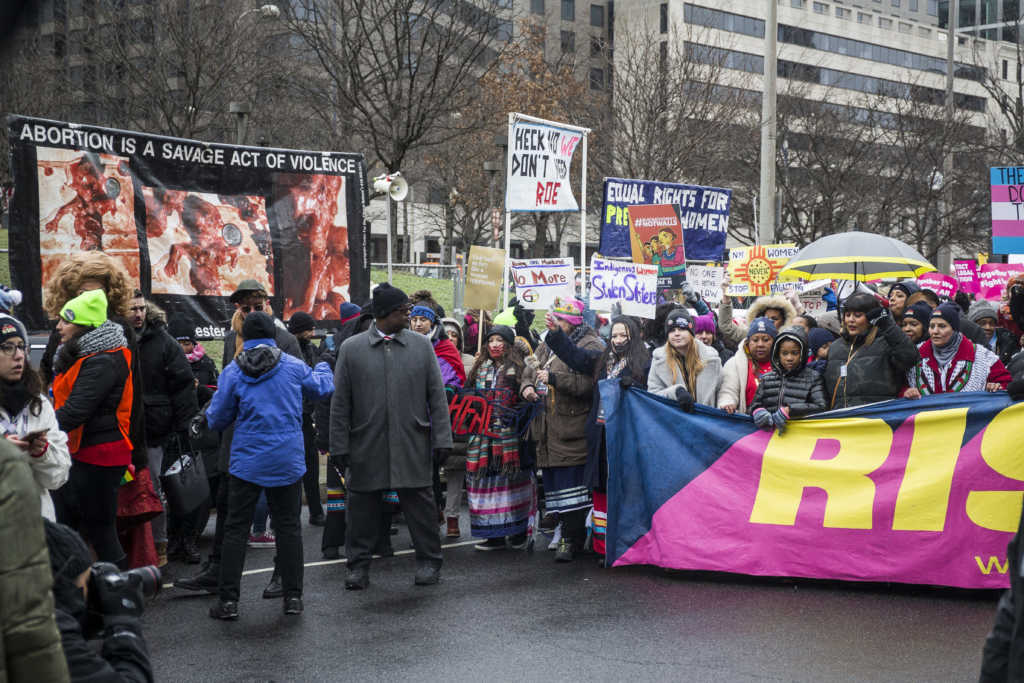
[807,327,837,357]
[747,316,778,339]
[338,302,361,323]
[931,302,961,332]
[410,305,437,324]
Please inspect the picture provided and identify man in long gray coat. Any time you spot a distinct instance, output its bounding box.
[330,283,453,589]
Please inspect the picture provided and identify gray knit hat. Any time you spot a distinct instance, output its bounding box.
[968,299,998,324]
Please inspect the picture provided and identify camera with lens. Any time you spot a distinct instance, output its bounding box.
[83,562,161,636]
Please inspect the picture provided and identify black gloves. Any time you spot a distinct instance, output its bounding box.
[90,562,145,628]
[619,372,634,391]
[1008,378,1024,401]
[675,386,695,413]
[865,305,888,326]
[188,413,206,439]
[329,453,349,471]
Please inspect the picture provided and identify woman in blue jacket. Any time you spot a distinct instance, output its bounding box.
[204,312,334,621]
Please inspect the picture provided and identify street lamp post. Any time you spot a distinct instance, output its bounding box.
[230,4,280,146]
[758,0,779,245]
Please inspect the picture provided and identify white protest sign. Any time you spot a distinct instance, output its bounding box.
[686,265,725,305]
[509,258,575,309]
[506,120,582,212]
[589,256,658,318]
[800,279,832,293]
[799,296,828,316]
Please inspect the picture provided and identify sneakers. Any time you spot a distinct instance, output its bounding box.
[344,568,370,590]
[555,538,574,562]
[446,517,461,539]
[413,563,441,586]
[284,597,303,615]
[209,600,238,620]
[262,572,283,599]
[474,537,506,551]
[175,560,220,593]
[248,530,275,548]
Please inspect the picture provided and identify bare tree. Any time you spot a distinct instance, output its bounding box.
[287,0,515,259]
[74,0,287,143]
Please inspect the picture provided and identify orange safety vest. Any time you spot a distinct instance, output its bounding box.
[52,347,134,454]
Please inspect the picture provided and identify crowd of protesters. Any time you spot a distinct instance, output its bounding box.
[8,249,1024,680]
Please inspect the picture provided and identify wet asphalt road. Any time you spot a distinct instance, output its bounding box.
[145,511,1000,682]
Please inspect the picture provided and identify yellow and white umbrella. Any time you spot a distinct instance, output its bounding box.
[779,231,936,282]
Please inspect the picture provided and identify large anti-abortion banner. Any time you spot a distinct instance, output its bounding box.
[599,178,731,261]
[506,119,582,212]
[991,166,1024,254]
[601,382,1023,589]
[7,115,369,335]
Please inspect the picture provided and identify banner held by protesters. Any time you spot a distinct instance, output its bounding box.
[602,382,1022,590]
[599,177,731,262]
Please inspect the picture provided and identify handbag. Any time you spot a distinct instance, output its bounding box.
[160,434,210,516]
[117,466,164,526]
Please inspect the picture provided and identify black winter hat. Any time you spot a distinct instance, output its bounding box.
[371,283,410,318]
[167,316,196,342]
[931,302,961,332]
[665,308,693,333]
[44,520,93,584]
[890,281,920,298]
[287,312,316,335]
[242,311,276,340]
[487,324,515,347]
[905,301,933,329]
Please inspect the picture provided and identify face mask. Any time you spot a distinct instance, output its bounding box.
[488,344,505,359]
[611,341,629,354]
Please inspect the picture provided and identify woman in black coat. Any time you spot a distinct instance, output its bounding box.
[539,316,650,562]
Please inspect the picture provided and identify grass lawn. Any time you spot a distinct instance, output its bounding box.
[371,268,455,315]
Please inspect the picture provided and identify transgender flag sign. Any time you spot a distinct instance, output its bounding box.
[991,166,1024,254]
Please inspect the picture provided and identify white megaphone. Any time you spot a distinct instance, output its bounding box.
[373,172,408,201]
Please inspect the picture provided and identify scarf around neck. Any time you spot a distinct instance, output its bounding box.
[186,342,206,363]
[932,332,963,367]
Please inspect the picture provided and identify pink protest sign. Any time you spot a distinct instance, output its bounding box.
[954,260,980,295]
[916,272,957,298]
[979,263,1024,300]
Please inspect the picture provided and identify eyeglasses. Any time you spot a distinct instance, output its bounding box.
[241,304,265,314]
[0,342,26,357]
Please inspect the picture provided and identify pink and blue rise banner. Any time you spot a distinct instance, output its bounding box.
[600,382,1023,589]
[991,166,1024,254]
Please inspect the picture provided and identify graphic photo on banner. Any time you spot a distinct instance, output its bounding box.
[599,177,731,261]
[37,147,141,283]
[506,121,581,212]
[727,244,798,296]
[271,173,351,320]
[509,258,574,309]
[144,188,273,298]
[589,256,658,318]
[915,272,957,299]
[990,167,1024,254]
[8,115,369,334]
[627,204,686,278]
